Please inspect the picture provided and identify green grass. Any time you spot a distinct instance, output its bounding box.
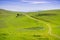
[0,9,60,40]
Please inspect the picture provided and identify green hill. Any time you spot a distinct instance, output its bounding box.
[27,9,60,25]
[0,9,60,40]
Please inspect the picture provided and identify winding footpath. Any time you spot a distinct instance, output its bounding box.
[22,13,60,39]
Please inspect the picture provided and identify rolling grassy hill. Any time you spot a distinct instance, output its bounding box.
[0,9,60,40]
[27,9,60,39]
[27,9,60,35]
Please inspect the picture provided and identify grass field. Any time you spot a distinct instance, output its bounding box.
[0,9,60,40]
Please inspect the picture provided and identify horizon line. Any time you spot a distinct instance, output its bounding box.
[0,8,60,12]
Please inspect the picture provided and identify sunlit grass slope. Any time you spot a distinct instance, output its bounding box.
[27,9,60,38]
[0,9,60,40]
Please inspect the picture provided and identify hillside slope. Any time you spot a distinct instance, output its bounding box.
[27,9,60,25]
[0,9,60,40]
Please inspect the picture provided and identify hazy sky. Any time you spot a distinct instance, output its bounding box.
[0,0,60,12]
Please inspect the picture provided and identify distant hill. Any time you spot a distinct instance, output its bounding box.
[27,9,60,25]
[0,9,18,14]
[0,9,22,18]
[0,9,15,18]
[37,9,60,14]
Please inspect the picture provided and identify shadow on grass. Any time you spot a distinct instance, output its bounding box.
[31,16,59,25]
[0,33,9,40]
[36,14,56,16]
[24,27,44,30]
[33,35,49,40]
[37,38,49,40]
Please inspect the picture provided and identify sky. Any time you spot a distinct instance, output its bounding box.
[0,0,60,12]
